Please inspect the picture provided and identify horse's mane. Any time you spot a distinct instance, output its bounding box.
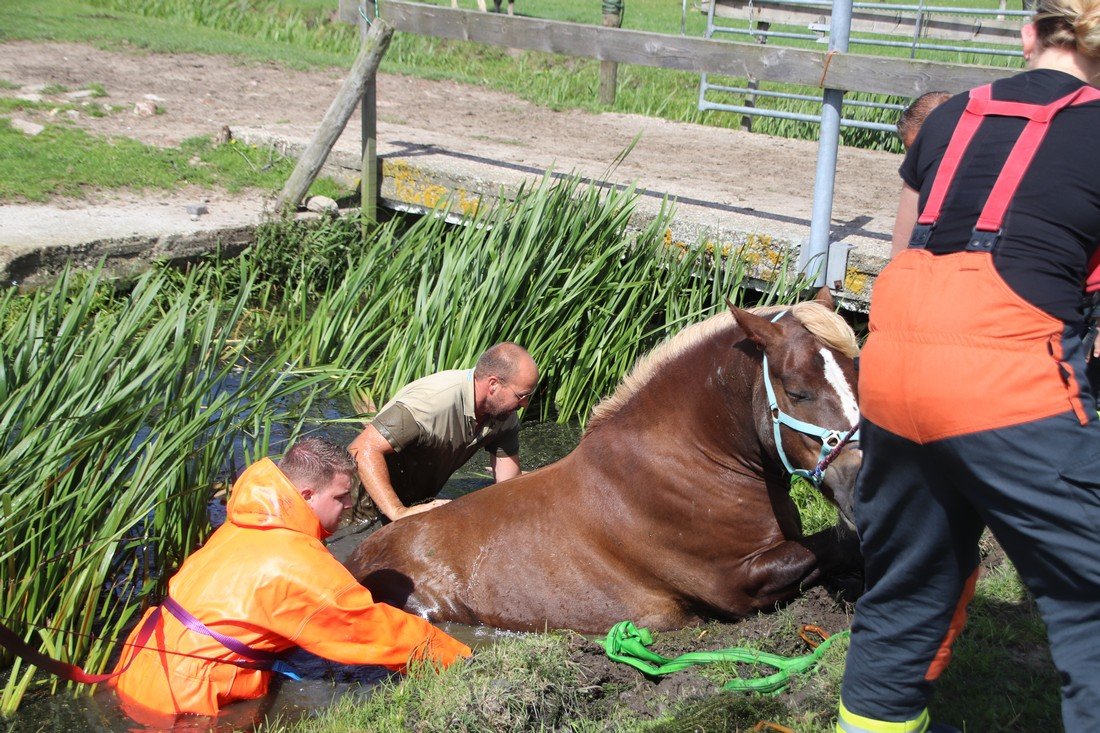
[584,300,858,433]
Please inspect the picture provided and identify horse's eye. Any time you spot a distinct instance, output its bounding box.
[785,390,811,403]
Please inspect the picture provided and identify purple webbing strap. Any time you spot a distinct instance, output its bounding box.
[162,596,277,667]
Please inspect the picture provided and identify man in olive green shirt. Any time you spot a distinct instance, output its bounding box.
[348,342,539,522]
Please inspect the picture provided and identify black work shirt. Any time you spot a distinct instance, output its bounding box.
[900,69,1100,326]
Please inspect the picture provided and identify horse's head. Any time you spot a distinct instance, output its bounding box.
[730,290,861,528]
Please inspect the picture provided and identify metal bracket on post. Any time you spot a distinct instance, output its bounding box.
[797,238,854,294]
[825,241,855,292]
[796,237,825,285]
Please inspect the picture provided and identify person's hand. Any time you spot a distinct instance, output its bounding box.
[392,498,450,520]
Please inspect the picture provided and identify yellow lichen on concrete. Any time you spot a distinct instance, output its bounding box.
[843,270,869,295]
[383,159,482,216]
[737,233,776,271]
[662,228,689,252]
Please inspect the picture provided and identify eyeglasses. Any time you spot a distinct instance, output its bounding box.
[502,381,536,402]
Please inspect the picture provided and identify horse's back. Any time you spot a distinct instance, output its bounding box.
[346,455,688,631]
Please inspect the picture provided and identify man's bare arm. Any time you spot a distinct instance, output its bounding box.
[891,184,921,258]
[491,453,522,483]
[348,424,448,521]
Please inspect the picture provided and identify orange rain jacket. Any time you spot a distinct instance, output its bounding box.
[109,458,470,720]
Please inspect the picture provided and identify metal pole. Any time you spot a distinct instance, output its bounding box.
[801,0,853,288]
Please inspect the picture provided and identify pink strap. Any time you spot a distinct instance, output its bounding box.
[917,86,989,226]
[917,84,1100,231]
[976,86,1100,232]
[1087,246,1100,293]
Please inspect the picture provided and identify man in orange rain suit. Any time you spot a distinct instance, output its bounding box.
[109,437,470,723]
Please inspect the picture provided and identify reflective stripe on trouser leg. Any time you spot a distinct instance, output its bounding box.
[839,419,984,722]
[836,700,930,732]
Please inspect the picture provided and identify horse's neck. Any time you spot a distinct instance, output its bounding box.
[585,340,762,458]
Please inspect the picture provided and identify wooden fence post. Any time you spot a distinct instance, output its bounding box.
[599,0,624,106]
[742,21,769,132]
[276,16,393,212]
[360,1,380,227]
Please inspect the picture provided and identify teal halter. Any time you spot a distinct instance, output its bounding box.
[761,312,860,489]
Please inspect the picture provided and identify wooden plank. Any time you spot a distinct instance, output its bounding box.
[277,18,394,211]
[379,2,1010,96]
[710,0,1022,44]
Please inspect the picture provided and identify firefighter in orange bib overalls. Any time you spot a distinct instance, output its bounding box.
[836,1,1100,731]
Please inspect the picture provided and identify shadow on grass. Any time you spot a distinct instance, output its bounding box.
[931,595,1060,731]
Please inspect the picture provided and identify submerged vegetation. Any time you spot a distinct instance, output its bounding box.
[0,176,809,714]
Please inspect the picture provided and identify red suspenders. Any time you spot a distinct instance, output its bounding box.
[909,83,1100,258]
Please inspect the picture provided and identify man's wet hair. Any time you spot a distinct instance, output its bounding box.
[279,437,356,492]
[897,91,951,149]
[473,342,533,382]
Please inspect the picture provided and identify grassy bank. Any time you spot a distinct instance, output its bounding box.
[257,552,1058,732]
[0,119,344,202]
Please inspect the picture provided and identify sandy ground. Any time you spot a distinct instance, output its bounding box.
[0,40,903,277]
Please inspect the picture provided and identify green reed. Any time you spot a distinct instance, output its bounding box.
[243,174,809,422]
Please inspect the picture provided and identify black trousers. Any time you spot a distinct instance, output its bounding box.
[841,412,1100,732]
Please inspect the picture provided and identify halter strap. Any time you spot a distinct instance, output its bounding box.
[911,83,1100,251]
[762,312,860,489]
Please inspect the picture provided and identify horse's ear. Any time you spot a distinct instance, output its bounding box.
[812,286,836,310]
[728,302,782,351]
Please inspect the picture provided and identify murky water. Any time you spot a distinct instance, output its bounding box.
[3,416,582,733]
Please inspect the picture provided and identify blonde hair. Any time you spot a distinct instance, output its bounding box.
[1033,0,1100,59]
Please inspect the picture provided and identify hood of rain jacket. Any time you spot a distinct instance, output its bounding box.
[110,458,470,723]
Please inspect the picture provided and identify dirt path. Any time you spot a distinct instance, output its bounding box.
[0,40,902,285]
[0,39,881,200]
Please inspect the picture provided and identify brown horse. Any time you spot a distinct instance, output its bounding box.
[345,291,862,633]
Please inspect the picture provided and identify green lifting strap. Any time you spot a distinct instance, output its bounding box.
[599,621,850,694]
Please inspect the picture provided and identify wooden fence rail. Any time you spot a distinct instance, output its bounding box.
[369,1,1011,97]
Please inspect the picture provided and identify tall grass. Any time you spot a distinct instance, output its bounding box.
[239,174,808,421]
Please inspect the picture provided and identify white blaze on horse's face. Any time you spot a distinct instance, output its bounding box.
[819,347,859,427]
